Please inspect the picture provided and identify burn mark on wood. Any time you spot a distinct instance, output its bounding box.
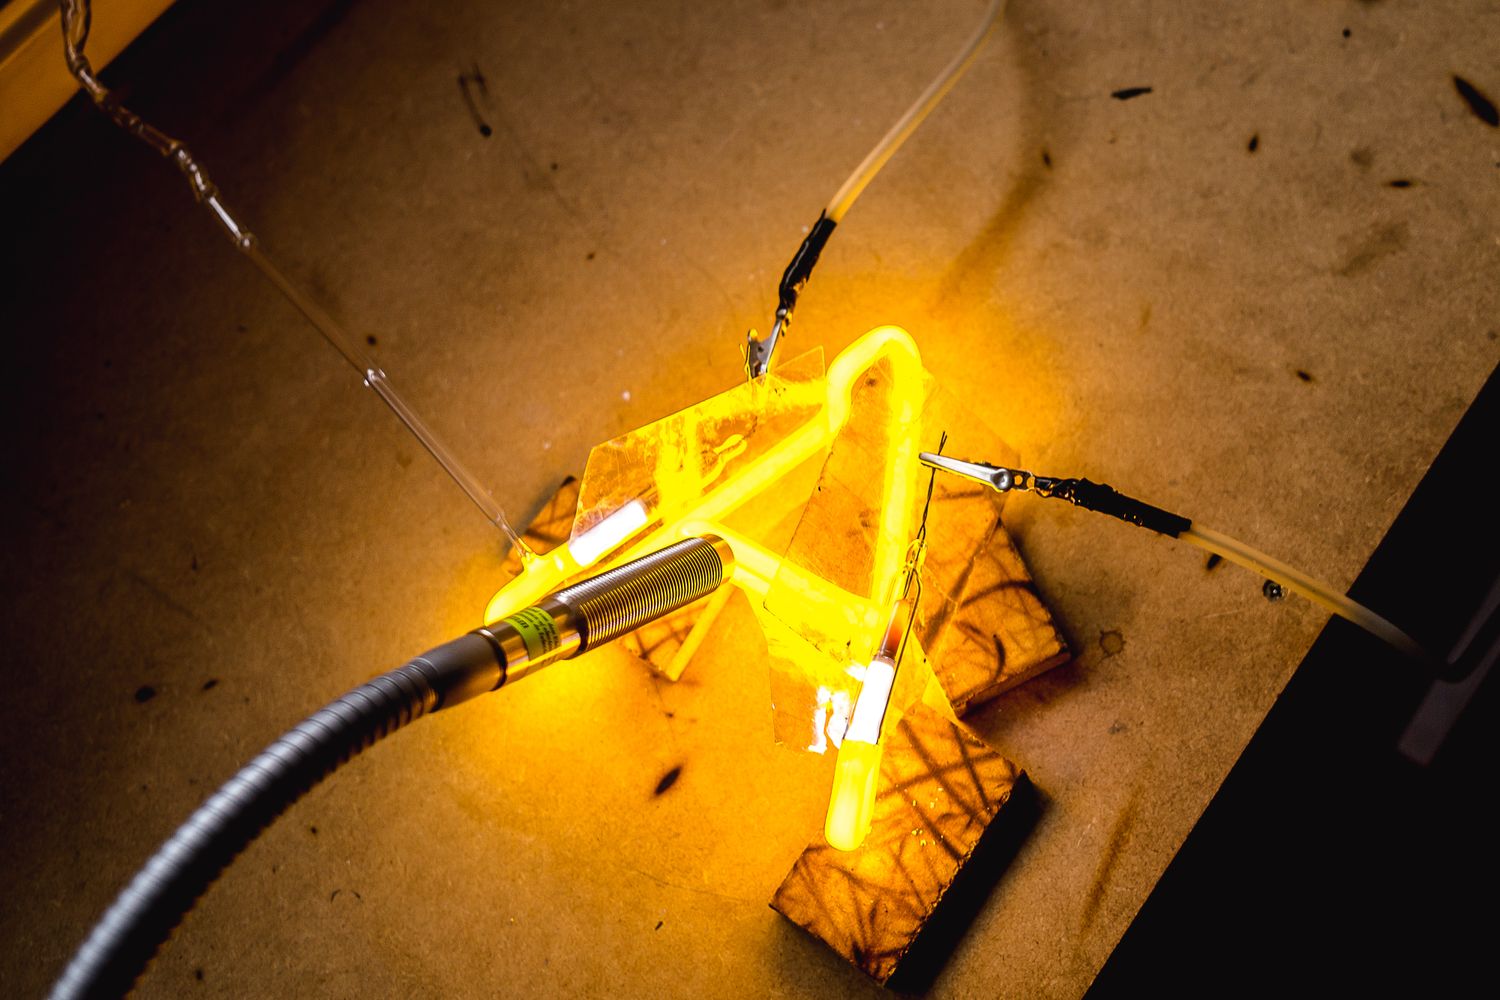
[990,633,1007,670]
[458,65,494,137]
[1079,797,1139,933]
[1387,178,1413,188]
[1111,86,1153,101]
[654,765,682,796]
[1336,222,1408,277]
[1453,75,1499,127]
[1247,133,1259,153]
[1296,369,1314,382]
[201,678,219,692]
[1205,553,1223,571]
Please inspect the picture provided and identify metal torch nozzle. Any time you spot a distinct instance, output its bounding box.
[475,535,735,686]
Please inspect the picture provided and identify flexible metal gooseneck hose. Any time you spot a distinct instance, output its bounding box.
[51,536,734,999]
[50,637,503,1000]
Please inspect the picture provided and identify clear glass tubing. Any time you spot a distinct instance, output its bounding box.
[1180,524,1426,660]
[241,242,534,562]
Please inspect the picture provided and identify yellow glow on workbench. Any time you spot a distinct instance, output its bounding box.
[484,326,928,646]
[482,325,950,852]
[483,324,943,857]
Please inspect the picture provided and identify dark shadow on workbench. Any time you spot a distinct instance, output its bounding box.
[1089,362,1500,996]
[888,775,1043,994]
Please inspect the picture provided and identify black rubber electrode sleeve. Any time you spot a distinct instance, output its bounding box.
[1044,478,1193,538]
[777,213,838,314]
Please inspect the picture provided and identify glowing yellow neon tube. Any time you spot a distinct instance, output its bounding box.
[483,326,933,848]
[485,326,927,629]
[824,597,911,851]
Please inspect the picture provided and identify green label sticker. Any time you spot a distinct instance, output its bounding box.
[503,607,560,661]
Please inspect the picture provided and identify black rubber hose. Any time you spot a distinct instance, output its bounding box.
[50,633,503,1000]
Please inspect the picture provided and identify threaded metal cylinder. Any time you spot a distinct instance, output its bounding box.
[555,535,734,652]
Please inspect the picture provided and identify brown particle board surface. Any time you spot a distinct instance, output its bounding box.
[3,0,1497,997]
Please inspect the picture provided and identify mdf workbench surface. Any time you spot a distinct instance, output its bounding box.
[3,0,1496,996]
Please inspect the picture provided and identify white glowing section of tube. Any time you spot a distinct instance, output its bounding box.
[808,686,855,754]
[567,499,649,567]
[843,658,896,745]
[823,656,897,851]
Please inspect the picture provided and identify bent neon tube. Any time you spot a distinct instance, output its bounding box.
[486,326,927,633]
[824,596,912,851]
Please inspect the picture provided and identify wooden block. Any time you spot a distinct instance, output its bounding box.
[772,704,1031,986]
[916,479,1070,714]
